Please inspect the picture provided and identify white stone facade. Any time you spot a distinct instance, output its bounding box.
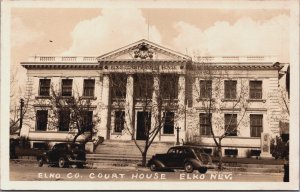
[20,39,285,157]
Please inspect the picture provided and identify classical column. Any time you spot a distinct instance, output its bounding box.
[125,74,134,140]
[100,74,111,139]
[177,75,186,143]
[151,75,160,141]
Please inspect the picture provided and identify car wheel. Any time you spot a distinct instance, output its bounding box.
[38,158,44,167]
[58,157,67,168]
[77,163,84,169]
[184,162,194,173]
[198,167,208,174]
[149,163,157,172]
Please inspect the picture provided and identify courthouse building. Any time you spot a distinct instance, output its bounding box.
[20,39,287,157]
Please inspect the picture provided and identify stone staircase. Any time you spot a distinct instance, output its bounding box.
[86,140,174,167]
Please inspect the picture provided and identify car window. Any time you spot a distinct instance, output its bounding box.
[168,148,177,154]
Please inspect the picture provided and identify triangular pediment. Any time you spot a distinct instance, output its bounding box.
[97,39,191,61]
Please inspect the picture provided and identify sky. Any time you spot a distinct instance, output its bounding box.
[10,7,290,103]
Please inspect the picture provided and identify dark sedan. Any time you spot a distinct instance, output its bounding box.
[37,143,86,168]
[147,146,213,173]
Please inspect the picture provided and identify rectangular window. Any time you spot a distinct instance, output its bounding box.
[224,114,237,136]
[250,114,263,137]
[111,74,126,99]
[58,109,70,131]
[163,112,175,134]
[61,79,73,96]
[39,79,51,96]
[200,113,211,135]
[81,111,93,131]
[83,79,95,97]
[160,75,178,99]
[224,80,237,99]
[200,80,212,98]
[134,75,153,99]
[114,111,125,133]
[36,110,48,131]
[249,81,262,99]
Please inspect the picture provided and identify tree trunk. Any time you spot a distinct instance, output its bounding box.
[73,133,80,143]
[141,152,147,167]
[217,139,223,170]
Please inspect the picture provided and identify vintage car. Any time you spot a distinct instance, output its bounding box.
[37,143,86,168]
[147,146,212,173]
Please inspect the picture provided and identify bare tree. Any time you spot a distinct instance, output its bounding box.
[111,71,181,166]
[193,61,249,169]
[36,85,101,144]
[10,69,31,135]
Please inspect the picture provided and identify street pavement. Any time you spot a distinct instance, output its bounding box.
[10,161,284,182]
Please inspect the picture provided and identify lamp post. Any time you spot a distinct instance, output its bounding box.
[19,98,24,130]
[175,126,181,145]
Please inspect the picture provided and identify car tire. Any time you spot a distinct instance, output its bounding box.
[149,163,157,172]
[198,167,208,174]
[38,158,44,167]
[184,162,194,173]
[77,163,84,169]
[58,157,67,168]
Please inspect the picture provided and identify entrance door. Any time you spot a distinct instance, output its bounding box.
[136,112,151,140]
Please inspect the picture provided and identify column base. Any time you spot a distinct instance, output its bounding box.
[260,152,273,159]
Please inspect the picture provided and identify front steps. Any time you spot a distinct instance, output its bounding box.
[87,140,174,166]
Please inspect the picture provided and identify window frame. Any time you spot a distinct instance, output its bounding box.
[114,111,125,133]
[61,79,73,97]
[163,112,175,134]
[39,79,51,96]
[36,110,48,131]
[111,74,127,99]
[249,80,262,99]
[81,110,93,132]
[83,79,95,97]
[200,80,212,99]
[160,74,178,100]
[224,114,237,136]
[58,109,70,131]
[224,80,237,99]
[134,75,154,99]
[199,113,211,136]
[250,114,263,137]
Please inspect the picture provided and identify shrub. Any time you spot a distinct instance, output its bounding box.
[270,136,287,159]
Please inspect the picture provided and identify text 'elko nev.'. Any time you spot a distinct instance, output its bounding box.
[37,172,233,181]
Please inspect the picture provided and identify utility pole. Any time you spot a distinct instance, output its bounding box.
[19,98,24,130]
[175,126,181,145]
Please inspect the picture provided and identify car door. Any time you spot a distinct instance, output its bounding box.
[47,145,57,163]
[175,148,187,168]
[165,148,178,167]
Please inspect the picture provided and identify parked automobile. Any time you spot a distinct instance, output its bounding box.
[147,146,213,173]
[37,143,86,168]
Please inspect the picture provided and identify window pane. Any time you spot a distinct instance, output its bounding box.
[134,75,153,99]
[81,111,93,131]
[250,81,262,99]
[62,79,73,96]
[200,80,212,98]
[160,75,178,99]
[114,111,125,132]
[83,79,95,97]
[39,79,51,96]
[36,110,48,131]
[59,109,70,131]
[111,74,126,99]
[163,112,175,134]
[250,114,263,137]
[200,113,211,135]
[224,80,237,99]
[225,114,237,136]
